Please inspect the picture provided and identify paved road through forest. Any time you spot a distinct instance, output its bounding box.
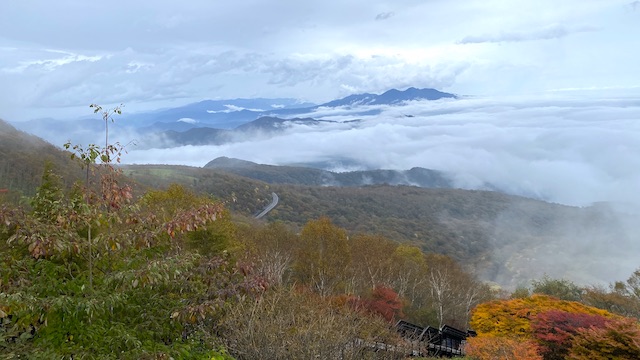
[255,192,278,219]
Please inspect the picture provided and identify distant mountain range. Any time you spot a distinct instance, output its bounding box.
[318,87,456,108]
[10,87,457,148]
[145,87,457,148]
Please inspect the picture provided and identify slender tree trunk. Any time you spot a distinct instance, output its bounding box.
[88,225,93,291]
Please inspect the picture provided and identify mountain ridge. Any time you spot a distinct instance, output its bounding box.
[204,156,455,188]
[10,87,456,145]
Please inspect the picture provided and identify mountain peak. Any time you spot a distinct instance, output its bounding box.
[204,156,258,168]
[320,87,456,108]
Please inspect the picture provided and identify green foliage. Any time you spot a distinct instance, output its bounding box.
[511,286,531,299]
[141,183,237,256]
[531,275,583,302]
[0,201,248,358]
[294,217,351,296]
[0,119,84,198]
[30,162,65,221]
[0,105,251,358]
[186,209,236,256]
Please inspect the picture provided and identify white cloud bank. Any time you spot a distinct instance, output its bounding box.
[124,92,640,208]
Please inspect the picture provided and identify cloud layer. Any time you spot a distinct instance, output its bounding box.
[122,92,640,208]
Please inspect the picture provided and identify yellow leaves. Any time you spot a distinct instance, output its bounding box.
[470,295,617,339]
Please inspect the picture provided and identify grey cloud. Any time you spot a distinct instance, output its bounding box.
[375,12,395,20]
[1,46,264,110]
[261,54,469,98]
[458,24,599,44]
[263,55,355,86]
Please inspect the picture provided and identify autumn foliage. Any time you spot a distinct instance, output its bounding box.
[340,285,405,322]
[468,294,640,360]
[470,294,615,339]
[531,310,609,360]
[464,335,543,360]
[568,317,640,359]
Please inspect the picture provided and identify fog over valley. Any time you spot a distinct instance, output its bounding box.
[119,92,640,209]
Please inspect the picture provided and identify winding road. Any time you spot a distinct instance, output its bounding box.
[254,192,279,219]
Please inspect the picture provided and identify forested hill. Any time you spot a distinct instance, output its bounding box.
[0,119,83,197]
[123,164,640,288]
[204,156,454,188]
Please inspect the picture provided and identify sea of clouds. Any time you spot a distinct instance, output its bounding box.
[123,92,640,208]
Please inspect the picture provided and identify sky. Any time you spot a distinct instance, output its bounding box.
[1,0,639,121]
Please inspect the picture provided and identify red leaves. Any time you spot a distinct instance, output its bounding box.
[532,310,610,360]
[366,285,405,322]
[343,285,405,322]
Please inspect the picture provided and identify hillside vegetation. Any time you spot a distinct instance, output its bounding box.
[124,164,639,287]
[204,156,454,188]
[0,120,84,197]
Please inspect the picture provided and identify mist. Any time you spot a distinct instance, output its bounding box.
[122,93,640,208]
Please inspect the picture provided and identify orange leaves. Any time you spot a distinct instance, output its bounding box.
[465,335,543,360]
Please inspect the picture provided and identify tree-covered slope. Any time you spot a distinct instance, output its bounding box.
[204,156,454,188]
[123,164,640,287]
[0,119,84,197]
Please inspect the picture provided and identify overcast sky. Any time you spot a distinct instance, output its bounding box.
[1,0,638,121]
